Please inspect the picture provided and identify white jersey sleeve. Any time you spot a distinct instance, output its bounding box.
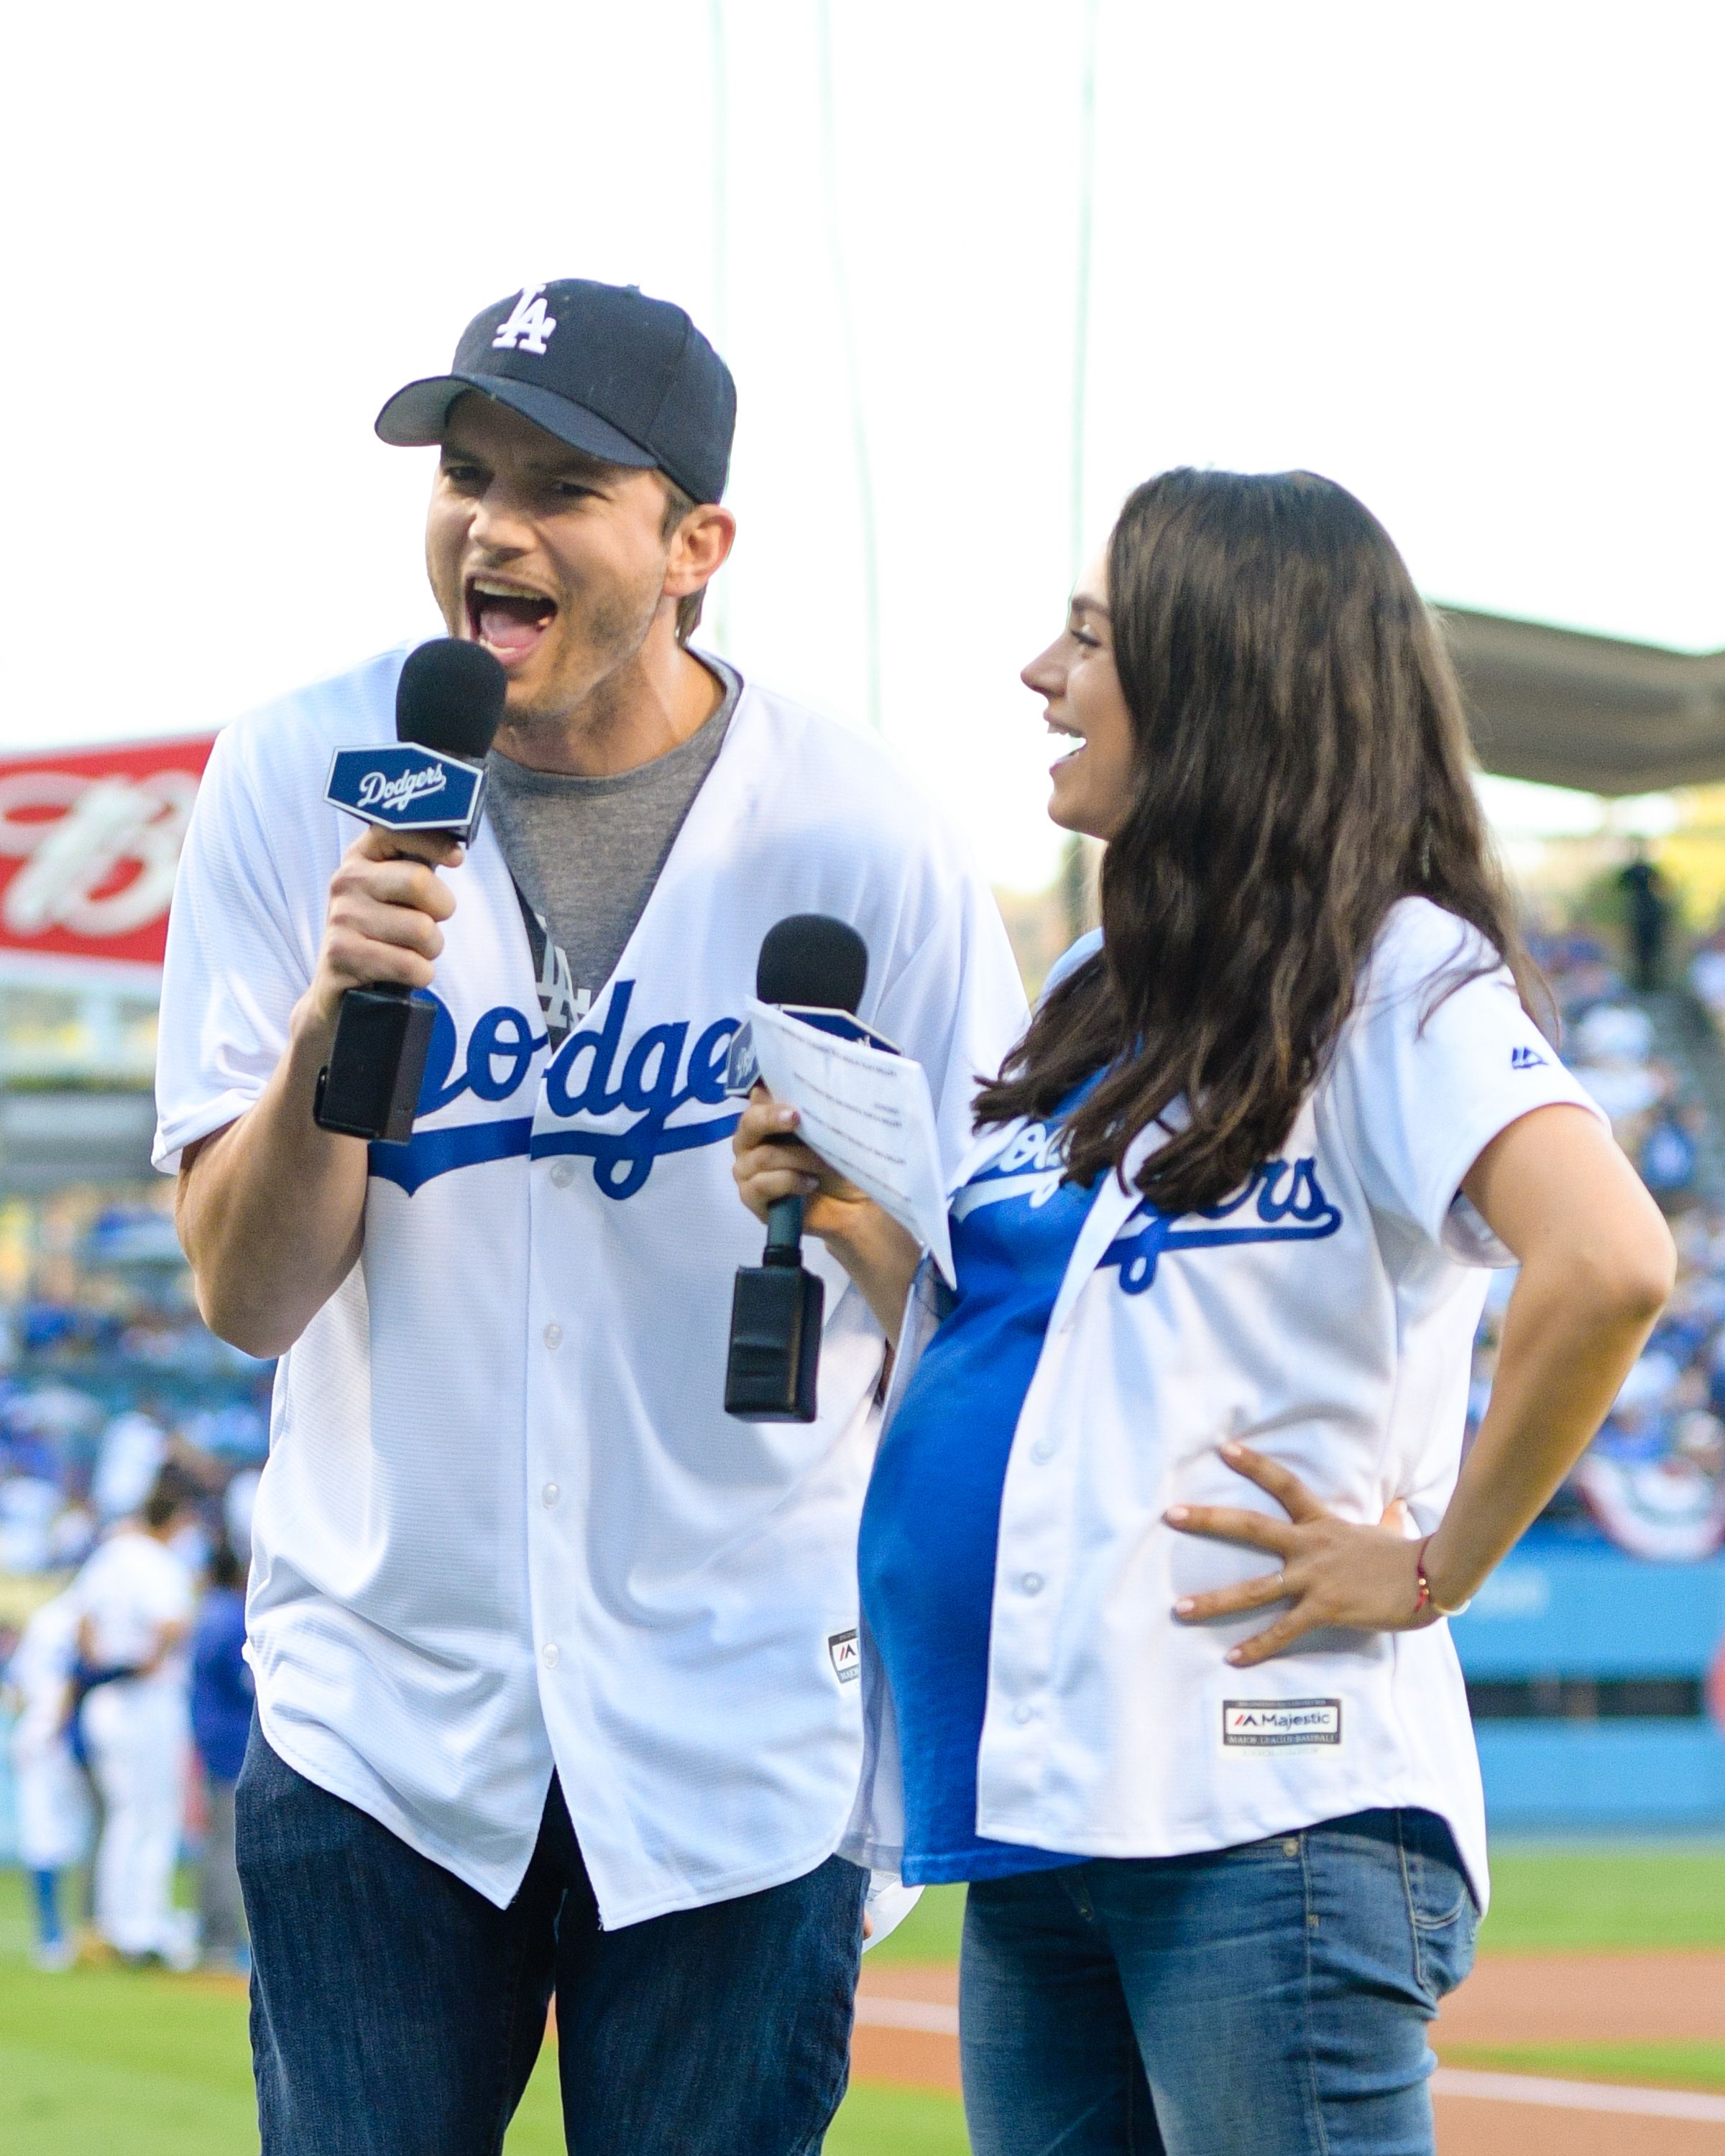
[155,648,408,1174]
[1330,898,1606,1265]
[155,726,309,1169]
[156,703,356,1173]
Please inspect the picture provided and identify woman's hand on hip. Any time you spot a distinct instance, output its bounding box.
[1164,1443,1435,1667]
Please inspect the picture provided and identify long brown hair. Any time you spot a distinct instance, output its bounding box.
[975,469,1547,1212]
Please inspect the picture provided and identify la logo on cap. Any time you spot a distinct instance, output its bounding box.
[493,285,558,356]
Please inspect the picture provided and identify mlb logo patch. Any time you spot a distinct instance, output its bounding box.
[1510,1044,1547,1070]
[1222,1698,1342,1749]
[828,1629,860,1684]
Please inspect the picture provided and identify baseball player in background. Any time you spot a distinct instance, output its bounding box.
[157,277,1026,2155]
[72,1470,201,1969]
[4,1587,92,1969]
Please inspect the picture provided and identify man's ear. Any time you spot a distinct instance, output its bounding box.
[665,502,737,602]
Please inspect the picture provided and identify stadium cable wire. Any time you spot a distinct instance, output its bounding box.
[1062,0,1104,942]
[1070,0,1101,583]
[707,0,732,655]
[815,0,882,732]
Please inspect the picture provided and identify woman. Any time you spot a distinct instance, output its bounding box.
[732,470,1674,2155]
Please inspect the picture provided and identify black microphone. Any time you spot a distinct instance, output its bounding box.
[724,914,870,1423]
[313,640,507,1145]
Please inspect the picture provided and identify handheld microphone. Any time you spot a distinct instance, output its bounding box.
[724,914,870,1423]
[313,639,507,1145]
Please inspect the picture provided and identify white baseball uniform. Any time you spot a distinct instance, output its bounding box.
[155,647,1028,1925]
[6,1590,91,1873]
[73,1526,196,1958]
[845,900,1604,1909]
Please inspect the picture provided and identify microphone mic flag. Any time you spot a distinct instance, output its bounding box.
[313,639,507,1145]
[724,914,870,1424]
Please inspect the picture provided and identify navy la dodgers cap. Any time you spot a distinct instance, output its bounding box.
[375,278,736,504]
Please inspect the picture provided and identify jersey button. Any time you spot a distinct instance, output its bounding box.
[1012,1702,1035,1726]
[1029,1442,1054,1464]
[1019,1572,1044,1596]
[541,1482,560,1508]
[549,1161,574,1189]
[541,1643,561,1669]
[543,1322,563,1350]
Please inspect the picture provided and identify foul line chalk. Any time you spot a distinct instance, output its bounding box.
[856,2004,1725,2122]
[1432,2068,1725,2122]
[854,1998,960,2037]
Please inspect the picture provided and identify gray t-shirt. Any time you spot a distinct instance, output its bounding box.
[484,658,740,1015]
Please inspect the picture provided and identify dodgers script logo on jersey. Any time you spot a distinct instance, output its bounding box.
[1100,1157,1343,1294]
[367,980,741,1199]
[952,1116,1343,1294]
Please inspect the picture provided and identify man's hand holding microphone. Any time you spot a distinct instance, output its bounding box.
[177,640,503,1360]
[300,821,461,1044]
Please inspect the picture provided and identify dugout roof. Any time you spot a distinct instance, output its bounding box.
[1441,607,1725,796]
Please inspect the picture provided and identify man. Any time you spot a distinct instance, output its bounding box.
[1618,842,1671,993]
[71,1468,201,1968]
[190,1534,252,1971]
[4,1590,91,1969]
[157,278,1025,2154]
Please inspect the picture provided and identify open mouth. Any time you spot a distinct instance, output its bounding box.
[1046,714,1085,767]
[466,579,557,666]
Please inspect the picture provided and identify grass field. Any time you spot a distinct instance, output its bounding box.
[0,1867,973,2155]
[868,1841,1725,1962]
[5,1844,1725,2153]
[1471,1841,1725,1953]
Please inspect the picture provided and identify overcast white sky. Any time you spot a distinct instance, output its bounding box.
[2,1,1721,887]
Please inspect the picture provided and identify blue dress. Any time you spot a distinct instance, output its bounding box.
[857,1083,1098,1884]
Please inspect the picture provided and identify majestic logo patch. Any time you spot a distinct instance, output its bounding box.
[492,285,558,354]
[1509,1044,1547,1069]
[828,1629,860,1684]
[1100,1158,1343,1295]
[1222,1698,1342,1749]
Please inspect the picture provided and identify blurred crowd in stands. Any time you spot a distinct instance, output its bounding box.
[1470,923,1725,1561]
[0,1198,270,1578]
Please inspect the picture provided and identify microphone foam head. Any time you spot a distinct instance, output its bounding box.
[396,638,508,760]
[756,914,869,1016]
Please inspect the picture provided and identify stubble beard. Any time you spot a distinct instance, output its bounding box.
[504,576,663,740]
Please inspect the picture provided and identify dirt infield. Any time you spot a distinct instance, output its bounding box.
[1438,1950,1725,2046]
[854,1966,962,2093]
[852,1955,1725,2152]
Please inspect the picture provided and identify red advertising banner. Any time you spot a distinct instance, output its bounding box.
[0,734,217,976]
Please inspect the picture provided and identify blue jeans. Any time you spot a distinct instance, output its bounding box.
[235,1725,865,2155]
[960,1808,1477,2156]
